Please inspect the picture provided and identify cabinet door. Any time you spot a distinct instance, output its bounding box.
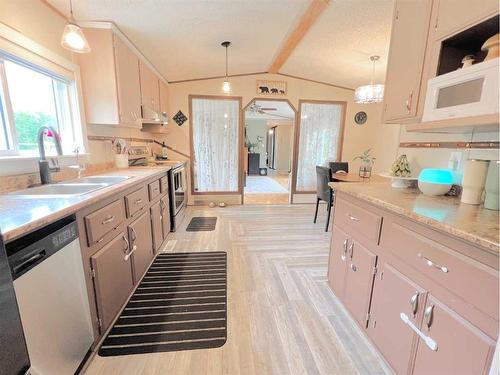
[434,0,499,39]
[161,195,171,239]
[368,262,426,375]
[91,233,134,331]
[128,212,153,283]
[328,226,350,299]
[139,61,160,118]
[383,0,433,122]
[343,240,377,328]
[150,201,163,253]
[159,80,169,115]
[413,295,496,375]
[113,35,141,127]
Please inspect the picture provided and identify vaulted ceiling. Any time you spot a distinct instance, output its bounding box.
[47,0,393,89]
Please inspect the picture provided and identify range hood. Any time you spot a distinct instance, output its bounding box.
[141,105,168,126]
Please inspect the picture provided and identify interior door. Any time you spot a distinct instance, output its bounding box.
[90,233,134,331]
[150,201,163,253]
[368,262,426,375]
[128,212,153,284]
[413,295,496,375]
[343,240,377,328]
[328,226,350,299]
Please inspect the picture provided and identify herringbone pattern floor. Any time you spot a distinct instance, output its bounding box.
[85,205,391,375]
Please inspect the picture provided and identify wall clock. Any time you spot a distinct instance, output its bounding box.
[354,111,367,125]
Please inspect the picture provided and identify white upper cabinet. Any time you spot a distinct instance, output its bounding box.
[139,61,160,121]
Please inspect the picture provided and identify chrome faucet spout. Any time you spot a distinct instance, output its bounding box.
[37,126,63,184]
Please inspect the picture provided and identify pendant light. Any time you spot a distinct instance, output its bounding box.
[61,0,91,53]
[221,41,231,94]
[354,55,384,104]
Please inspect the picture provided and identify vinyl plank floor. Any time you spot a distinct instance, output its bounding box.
[84,204,392,375]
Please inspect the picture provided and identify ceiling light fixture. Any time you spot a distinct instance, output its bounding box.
[221,41,231,94]
[61,0,91,53]
[354,55,384,104]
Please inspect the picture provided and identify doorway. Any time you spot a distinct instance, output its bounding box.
[243,99,296,204]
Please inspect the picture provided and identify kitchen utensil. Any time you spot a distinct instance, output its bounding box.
[461,159,489,205]
[484,160,500,210]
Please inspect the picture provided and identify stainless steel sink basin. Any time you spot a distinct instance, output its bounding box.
[9,183,108,198]
[68,175,132,185]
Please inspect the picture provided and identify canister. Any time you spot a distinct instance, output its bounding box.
[484,160,500,210]
[461,159,489,205]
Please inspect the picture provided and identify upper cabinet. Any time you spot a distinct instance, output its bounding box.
[79,28,141,128]
[139,61,160,121]
[159,80,169,116]
[382,0,433,123]
[383,0,500,132]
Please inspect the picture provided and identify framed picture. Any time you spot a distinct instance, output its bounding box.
[256,80,287,96]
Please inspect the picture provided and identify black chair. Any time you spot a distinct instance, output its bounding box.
[314,166,334,232]
[329,161,349,174]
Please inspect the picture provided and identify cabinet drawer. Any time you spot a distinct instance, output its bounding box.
[160,176,169,195]
[125,186,148,218]
[85,200,125,245]
[334,198,382,246]
[148,179,161,201]
[381,221,499,320]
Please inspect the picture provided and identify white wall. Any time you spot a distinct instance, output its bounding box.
[245,119,268,168]
[274,123,293,172]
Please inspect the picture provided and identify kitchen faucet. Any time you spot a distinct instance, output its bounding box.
[37,126,63,185]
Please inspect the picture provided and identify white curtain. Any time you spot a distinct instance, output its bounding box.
[296,102,343,191]
[192,98,239,192]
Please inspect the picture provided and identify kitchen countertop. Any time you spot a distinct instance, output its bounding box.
[0,166,171,242]
[329,181,500,254]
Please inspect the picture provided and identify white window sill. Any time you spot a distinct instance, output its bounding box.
[0,153,90,176]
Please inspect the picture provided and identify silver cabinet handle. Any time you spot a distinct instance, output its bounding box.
[134,198,143,205]
[347,214,359,222]
[124,245,137,261]
[102,215,115,225]
[417,253,448,273]
[122,234,129,253]
[400,312,438,351]
[348,242,354,259]
[410,292,419,315]
[130,227,137,242]
[405,90,413,114]
[424,304,434,328]
[341,239,348,261]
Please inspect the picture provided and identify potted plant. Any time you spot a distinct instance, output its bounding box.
[354,149,376,178]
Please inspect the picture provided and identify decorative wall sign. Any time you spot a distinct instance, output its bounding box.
[256,80,287,96]
[354,111,367,125]
[173,110,188,126]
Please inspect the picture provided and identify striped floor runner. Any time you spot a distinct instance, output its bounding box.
[99,252,227,356]
[186,217,217,231]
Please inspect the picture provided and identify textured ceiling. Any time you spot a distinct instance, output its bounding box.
[281,0,394,88]
[47,0,393,88]
[245,100,295,120]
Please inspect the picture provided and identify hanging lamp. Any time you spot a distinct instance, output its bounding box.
[221,41,231,94]
[61,0,91,53]
[354,55,384,104]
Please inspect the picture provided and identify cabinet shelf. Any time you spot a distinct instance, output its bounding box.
[405,113,499,133]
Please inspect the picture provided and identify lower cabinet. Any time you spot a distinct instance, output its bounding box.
[90,232,134,332]
[328,225,377,328]
[368,262,426,375]
[128,211,153,284]
[150,201,163,253]
[160,195,170,239]
[413,295,496,375]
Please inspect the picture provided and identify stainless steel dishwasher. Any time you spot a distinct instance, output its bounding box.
[7,215,94,375]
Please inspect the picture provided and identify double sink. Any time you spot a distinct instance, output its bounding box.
[9,176,132,198]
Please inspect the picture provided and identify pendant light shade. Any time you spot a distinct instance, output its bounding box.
[221,41,231,94]
[354,55,384,104]
[61,0,91,53]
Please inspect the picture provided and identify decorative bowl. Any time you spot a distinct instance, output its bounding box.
[417,169,453,196]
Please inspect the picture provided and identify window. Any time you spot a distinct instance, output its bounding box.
[296,101,345,191]
[0,54,82,157]
[190,96,241,193]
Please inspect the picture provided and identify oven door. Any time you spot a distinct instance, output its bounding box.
[172,167,186,214]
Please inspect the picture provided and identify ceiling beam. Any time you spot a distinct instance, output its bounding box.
[268,0,330,74]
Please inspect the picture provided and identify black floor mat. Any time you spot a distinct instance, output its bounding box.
[99,252,227,356]
[186,217,217,232]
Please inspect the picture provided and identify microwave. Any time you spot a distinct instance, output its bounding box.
[422,58,499,122]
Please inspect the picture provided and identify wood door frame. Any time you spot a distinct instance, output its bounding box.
[242,97,298,204]
[188,94,244,196]
[291,99,347,195]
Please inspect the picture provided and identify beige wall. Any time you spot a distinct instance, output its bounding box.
[273,123,293,173]
[245,119,268,168]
